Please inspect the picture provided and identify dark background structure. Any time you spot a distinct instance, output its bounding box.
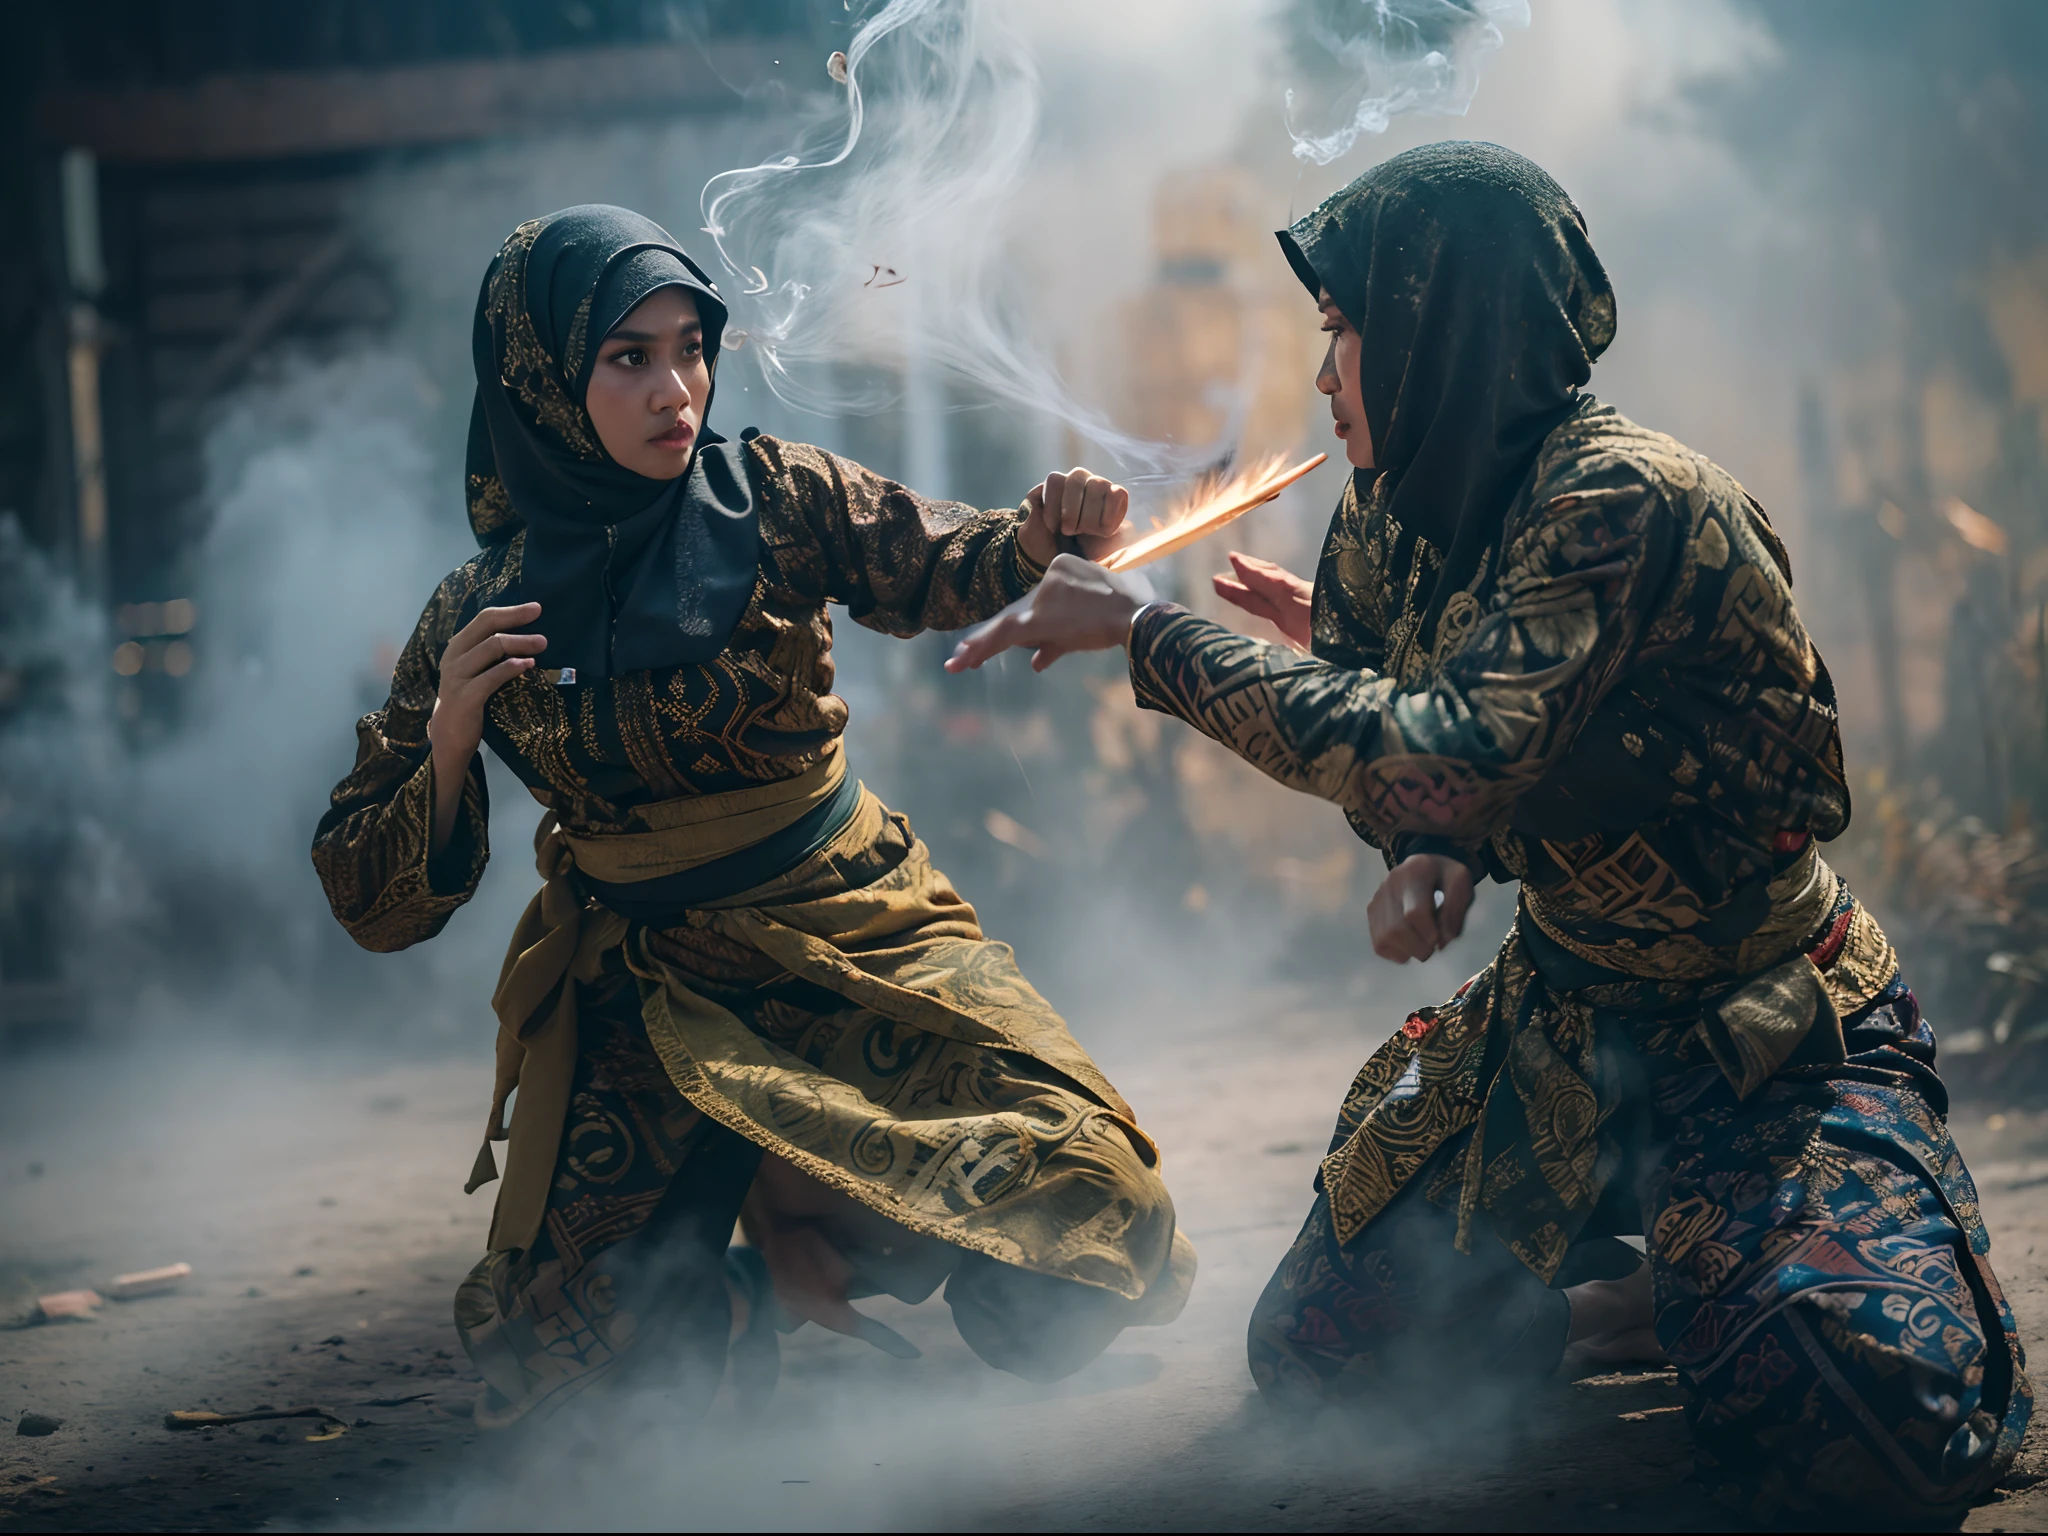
[9,5,2048,1532]
[0,4,821,1034]
[1695,1,2048,1085]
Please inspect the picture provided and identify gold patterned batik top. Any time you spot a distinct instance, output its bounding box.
[313,435,1044,951]
[1130,398,1850,981]
[1129,399,1877,1270]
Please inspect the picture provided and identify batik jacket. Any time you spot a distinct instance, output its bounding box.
[313,436,1042,953]
[1129,399,1852,981]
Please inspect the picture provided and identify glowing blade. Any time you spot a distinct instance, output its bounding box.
[1098,453,1328,573]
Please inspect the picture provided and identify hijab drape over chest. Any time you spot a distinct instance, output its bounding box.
[1278,142,1617,651]
[466,204,758,682]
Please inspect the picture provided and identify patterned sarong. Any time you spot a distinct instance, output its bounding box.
[456,779,1192,1423]
[1250,881,2029,1519]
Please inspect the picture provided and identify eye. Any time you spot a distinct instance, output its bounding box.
[683,338,703,358]
[610,347,647,367]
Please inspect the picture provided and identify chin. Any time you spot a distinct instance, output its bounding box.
[635,454,692,481]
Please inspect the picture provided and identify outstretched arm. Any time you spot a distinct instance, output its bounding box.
[949,462,1682,914]
[1121,466,1678,846]
[748,436,1126,636]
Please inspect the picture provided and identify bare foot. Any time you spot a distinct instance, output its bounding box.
[1563,1261,1668,1368]
[1567,1325,1667,1368]
[739,1154,921,1359]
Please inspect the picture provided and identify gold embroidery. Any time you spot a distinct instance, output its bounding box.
[562,292,595,386]
[615,671,691,800]
[468,471,519,542]
[576,686,612,771]
[1817,901,1899,1019]
[485,219,601,460]
[491,669,608,824]
[316,432,1108,955]
[1433,588,1483,660]
[1381,532,1445,686]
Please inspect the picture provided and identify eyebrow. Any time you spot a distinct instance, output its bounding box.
[604,320,703,345]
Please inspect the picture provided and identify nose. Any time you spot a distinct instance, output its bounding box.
[654,366,692,413]
[1316,337,1340,398]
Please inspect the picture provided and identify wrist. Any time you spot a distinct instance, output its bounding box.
[1122,599,1150,649]
[427,719,476,780]
[1393,835,1485,881]
[1123,598,1175,651]
[1015,512,1059,574]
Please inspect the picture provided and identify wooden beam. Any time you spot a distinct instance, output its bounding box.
[157,230,353,426]
[37,38,802,164]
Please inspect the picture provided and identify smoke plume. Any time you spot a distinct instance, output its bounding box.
[698,0,1188,476]
[1286,0,1531,166]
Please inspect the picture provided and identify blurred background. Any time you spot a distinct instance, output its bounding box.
[1,0,2046,1091]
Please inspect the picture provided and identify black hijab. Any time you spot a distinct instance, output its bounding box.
[1278,142,1616,654]
[465,204,757,683]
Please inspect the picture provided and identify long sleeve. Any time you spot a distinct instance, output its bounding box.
[1127,455,1683,852]
[311,567,492,952]
[748,435,1044,636]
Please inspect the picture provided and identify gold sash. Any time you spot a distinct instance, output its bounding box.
[462,744,1176,1314]
[468,749,848,1254]
[1521,842,1842,983]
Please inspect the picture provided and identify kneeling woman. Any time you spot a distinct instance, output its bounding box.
[312,206,1190,1425]
[948,144,2028,1519]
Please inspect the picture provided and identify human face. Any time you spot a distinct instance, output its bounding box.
[1316,290,1373,470]
[584,286,711,480]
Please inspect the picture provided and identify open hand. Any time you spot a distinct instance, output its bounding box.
[1213,551,1313,649]
[1366,853,1475,962]
[945,553,1153,674]
[741,1154,922,1359]
[1018,466,1130,568]
[427,602,545,854]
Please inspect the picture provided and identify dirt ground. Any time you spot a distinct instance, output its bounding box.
[5,973,2048,1533]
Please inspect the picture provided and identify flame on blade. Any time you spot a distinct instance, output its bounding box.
[1098,452,1328,573]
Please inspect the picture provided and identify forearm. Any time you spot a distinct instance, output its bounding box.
[862,501,1045,634]
[1127,603,1534,842]
[1128,602,1397,804]
[313,717,489,952]
[429,737,472,858]
[755,437,1048,634]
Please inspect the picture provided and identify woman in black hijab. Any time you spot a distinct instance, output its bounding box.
[313,206,1192,1426]
[949,144,2027,1519]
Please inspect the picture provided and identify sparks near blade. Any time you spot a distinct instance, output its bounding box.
[1098,453,1328,572]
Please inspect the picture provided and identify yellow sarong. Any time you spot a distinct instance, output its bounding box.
[468,748,1190,1309]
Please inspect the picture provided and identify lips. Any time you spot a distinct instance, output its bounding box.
[649,419,695,449]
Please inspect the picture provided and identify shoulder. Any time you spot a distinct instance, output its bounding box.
[1523,401,1763,564]
[1520,404,1807,673]
[417,534,523,642]
[736,435,839,593]
[741,434,850,539]
[1532,402,1760,523]
[743,433,842,499]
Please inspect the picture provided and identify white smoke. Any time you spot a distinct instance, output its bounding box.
[36,349,532,1037]
[1286,0,1531,166]
[694,0,1529,480]
[698,0,1189,476]
[0,515,145,998]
